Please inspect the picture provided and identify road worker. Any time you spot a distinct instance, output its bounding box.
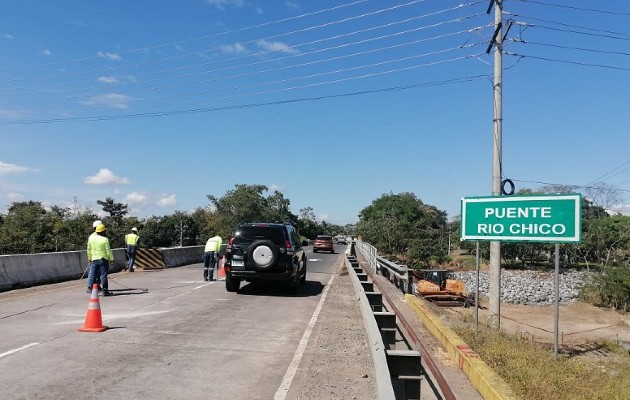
[125,227,140,272]
[87,224,114,296]
[203,234,222,281]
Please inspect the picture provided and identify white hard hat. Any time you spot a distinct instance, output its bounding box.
[131,227,138,232]
[93,220,102,228]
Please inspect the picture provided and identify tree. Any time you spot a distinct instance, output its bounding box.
[96,197,128,225]
[355,192,448,264]
[207,184,298,238]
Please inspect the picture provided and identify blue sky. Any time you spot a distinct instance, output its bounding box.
[1,0,629,225]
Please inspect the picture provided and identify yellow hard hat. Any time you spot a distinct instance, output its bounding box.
[95,224,107,233]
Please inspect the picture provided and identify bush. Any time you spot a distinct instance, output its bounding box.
[580,266,630,311]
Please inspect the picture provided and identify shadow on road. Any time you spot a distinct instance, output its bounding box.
[237,280,324,297]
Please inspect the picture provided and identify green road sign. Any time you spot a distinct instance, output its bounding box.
[461,194,582,242]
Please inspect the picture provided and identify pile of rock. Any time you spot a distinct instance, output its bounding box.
[451,270,593,305]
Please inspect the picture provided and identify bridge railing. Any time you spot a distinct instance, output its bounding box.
[354,241,414,295]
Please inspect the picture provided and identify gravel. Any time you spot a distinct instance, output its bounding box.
[451,270,593,305]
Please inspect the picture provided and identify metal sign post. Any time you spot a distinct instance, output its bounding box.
[461,194,582,355]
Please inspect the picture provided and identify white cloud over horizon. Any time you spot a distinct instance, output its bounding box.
[84,168,131,185]
[124,191,149,206]
[206,0,244,10]
[157,194,177,207]
[97,51,121,61]
[97,76,118,84]
[0,161,33,174]
[83,93,131,109]
[256,40,298,54]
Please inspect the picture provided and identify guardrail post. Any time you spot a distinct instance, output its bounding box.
[386,349,422,400]
[365,291,383,312]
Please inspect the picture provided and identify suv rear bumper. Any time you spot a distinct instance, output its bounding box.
[228,269,296,282]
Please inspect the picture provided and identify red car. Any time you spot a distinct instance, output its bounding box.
[313,235,334,253]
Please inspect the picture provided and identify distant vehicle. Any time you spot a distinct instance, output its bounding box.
[224,223,307,293]
[335,235,348,245]
[313,235,334,253]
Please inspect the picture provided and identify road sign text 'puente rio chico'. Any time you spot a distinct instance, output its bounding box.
[460,194,582,243]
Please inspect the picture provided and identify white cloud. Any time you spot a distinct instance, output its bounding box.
[257,40,298,54]
[124,191,149,206]
[0,161,30,174]
[42,49,51,56]
[318,213,330,222]
[84,168,131,185]
[83,93,131,109]
[207,0,244,10]
[7,192,23,201]
[221,43,247,54]
[0,108,28,118]
[286,2,300,10]
[97,76,118,84]
[97,51,121,61]
[4,34,13,40]
[126,75,137,83]
[157,194,177,207]
[269,184,284,193]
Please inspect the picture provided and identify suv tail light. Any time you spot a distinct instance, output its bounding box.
[285,240,292,250]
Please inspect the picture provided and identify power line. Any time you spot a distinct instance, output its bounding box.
[1,15,489,100]
[509,39,630,57]
[504,52,630,71]
[504,12,630,38]
[512,0,630,17]
[0,74,488,125]
[584,159,630,187]
[514,22,630,41]
[1,0,469,85]
[0,0,375,71]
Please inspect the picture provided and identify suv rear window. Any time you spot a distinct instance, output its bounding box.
[233,225,285,246]
[316,235,332,240]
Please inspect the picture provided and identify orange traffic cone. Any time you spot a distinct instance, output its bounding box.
[79,283,108,332]
[218,256,226,280]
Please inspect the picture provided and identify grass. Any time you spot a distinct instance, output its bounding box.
[453,325,630,400]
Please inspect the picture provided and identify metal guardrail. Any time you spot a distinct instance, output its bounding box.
[345,250,422,400]
[355,241,414,295]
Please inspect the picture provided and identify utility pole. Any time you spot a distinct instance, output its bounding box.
[489,0,503,329]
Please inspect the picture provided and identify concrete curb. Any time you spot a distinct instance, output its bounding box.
[405,294,519,400]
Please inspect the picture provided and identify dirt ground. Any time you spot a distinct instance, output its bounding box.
[443,300,630,349]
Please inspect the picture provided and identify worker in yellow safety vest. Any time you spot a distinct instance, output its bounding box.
[87,224,114,296]
[125,227,140,272]
[203,234,222,281]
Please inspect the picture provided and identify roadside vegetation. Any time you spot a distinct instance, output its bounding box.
[454,324,630,400]
[2,181,629,312]
[0,184,352,254]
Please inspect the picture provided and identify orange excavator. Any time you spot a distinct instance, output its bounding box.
[414,269,474,307]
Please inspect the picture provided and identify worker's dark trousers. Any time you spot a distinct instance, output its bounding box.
[203,251,216,280]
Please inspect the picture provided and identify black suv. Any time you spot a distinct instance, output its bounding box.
[224,223,307,293]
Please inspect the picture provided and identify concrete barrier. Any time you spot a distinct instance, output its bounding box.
[0,244,216,292]
[159,246,203,268]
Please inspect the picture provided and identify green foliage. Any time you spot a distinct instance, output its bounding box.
[355,192,447,264]
[96,197,128,225]
[581,266,630,311]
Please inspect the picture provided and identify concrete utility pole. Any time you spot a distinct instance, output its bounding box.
[489,0,503,329]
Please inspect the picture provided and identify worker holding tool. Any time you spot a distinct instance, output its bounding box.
[125,227,140,272]
[203,233,222,281]
[87,224,114,296]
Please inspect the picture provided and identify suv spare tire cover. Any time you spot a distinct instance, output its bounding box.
[248,240,280,270]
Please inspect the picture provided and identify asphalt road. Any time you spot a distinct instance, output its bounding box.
[0,245,345,400]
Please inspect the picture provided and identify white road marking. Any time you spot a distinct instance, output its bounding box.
[274,272,336,400]
[307,258,322,262]
[0,342,40,359]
